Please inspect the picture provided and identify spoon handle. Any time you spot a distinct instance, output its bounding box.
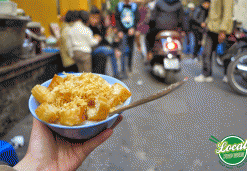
[108,77,188,117]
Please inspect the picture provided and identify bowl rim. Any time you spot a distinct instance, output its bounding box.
[29,72,131,129]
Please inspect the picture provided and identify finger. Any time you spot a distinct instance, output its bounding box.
[110,115,123,130]
[80,129,113,157]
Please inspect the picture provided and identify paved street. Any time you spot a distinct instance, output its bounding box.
[2,49,247,171]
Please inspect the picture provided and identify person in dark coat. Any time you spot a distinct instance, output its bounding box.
[189,0,210,59]
[146,0,189,62]
[194,0,234,83]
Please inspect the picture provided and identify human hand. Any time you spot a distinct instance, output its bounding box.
[14,116,123,171]
[218,31,226,44]
[115,37,120,42]
[181,31,186,37]
[118,31,124,39]
[94,34,102,42]
[128,28,135,36]
[135,31,141,37]
[115,49,122,59]
[201,22,206,28]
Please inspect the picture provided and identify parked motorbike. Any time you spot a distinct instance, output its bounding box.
[224,28,247,95]
[227,53,247,95]
[150,31,182,80]
[215,25,245,67]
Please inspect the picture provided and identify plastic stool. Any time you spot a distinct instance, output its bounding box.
[0,140,19,167]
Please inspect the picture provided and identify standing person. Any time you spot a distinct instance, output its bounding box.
[115,0,140,79]
[59,11,78,73]
[89,6,122,78]
[194,0,234,82]
[183,2,196,56]
[136,0,150,62]
[67,10,101,73]
[190,0,210,60]
[220,0,247,83]
[145,0,158,62]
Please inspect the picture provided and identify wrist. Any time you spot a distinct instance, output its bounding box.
[14,154,43,171]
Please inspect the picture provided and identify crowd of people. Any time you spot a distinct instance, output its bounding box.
[59,0,240,84]
[59,1,142,80]
[58,0,247,85]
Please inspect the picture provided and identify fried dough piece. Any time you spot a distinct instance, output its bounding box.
[35,103,59,123]
[32,85,53,104]
[59,106,87,126]
[109,83,132,108]
[87,96,110,121]
[48,74,64,91]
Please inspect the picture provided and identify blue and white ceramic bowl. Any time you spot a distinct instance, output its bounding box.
[29,73,131,139]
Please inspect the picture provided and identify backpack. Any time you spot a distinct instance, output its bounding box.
[118,2,137,13]
[118,2,138,29]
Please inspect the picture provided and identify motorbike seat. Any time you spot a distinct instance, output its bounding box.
[155,31,181,40]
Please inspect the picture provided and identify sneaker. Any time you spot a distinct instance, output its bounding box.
[222,75,228,83]
[194,74,213,82]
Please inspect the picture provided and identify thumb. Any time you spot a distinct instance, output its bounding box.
[78,129,113,158]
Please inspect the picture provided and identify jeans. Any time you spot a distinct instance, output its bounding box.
[120,34,134,72]
[92,46,119,76]
[202,32,219,76]
[183,32,196,56]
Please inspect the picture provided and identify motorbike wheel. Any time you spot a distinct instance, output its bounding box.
[227,52,247,95]
[164,71,175,84]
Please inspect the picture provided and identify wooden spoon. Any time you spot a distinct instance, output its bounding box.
[108,77,188,117]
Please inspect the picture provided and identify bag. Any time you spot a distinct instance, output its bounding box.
[118,2,137,29]
[118,2,137,13]
[192,6,206,24]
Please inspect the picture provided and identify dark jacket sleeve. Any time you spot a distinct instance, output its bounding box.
[134,5,140,29]
[115,5,122,32]
[149,5,158,29]
[178,7,189,32]
[112,41,120,49]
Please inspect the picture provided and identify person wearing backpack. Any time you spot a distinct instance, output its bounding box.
[115,0,140,79]
[145,0,189,62]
